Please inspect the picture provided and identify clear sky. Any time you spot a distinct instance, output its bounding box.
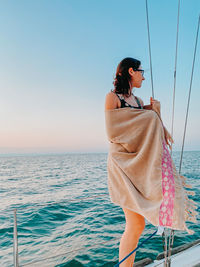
[0,0,200,153]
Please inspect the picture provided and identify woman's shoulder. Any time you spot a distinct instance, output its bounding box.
[105,90,120,110]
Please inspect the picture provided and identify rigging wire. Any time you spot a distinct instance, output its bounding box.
[145,2,169,265]
[179,14,200,174]
[145,0,155,98]
[170,0,181,151]
[167,1,181,265]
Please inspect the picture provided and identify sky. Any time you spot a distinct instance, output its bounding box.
[0,0,200,153]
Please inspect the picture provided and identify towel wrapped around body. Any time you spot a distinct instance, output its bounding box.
[105,107,198,234]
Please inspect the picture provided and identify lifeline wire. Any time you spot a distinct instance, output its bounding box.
[145,0,154,98]
[114,230,157,267]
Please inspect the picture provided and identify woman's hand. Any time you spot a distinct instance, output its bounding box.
[150,97,161,116]
[164,126,174,150]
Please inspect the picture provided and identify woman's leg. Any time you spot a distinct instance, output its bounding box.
[119,207,145,267]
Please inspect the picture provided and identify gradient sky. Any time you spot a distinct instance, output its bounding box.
[0,0,200,153]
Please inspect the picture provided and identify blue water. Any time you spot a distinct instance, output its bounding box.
[0,152,199,267]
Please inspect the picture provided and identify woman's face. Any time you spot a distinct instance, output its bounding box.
[129,65,145,88]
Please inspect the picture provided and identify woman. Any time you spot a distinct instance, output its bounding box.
[104,57,197,266]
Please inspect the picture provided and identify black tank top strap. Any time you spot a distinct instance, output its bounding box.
[134,96,142,109]
[111,89,127,107]
[110,89,143,109]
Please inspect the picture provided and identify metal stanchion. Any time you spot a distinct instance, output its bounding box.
[13,209,19,267]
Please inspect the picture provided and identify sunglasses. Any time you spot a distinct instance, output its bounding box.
[135,69,144,76]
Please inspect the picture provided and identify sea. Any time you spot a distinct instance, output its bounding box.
[0,151,199,267]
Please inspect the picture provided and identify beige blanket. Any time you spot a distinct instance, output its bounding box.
[105,107,198,235]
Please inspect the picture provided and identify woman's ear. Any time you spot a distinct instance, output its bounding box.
[128,67,134,76]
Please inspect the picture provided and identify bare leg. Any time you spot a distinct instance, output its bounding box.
[119,207,145,267]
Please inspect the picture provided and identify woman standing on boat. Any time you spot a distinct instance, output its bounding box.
[104,57,197,266]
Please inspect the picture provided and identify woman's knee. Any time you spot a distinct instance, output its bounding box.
[126,219,145,237]
[123,208,145,237]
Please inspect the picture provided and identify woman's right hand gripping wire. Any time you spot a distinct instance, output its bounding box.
[150,97,161,117]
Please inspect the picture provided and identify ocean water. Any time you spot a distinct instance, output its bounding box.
[0,152,199,267]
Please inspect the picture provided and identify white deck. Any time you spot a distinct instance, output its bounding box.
[146,243,200,266]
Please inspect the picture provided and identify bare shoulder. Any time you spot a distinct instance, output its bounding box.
[136,96,144,107]
[105,91,119,110]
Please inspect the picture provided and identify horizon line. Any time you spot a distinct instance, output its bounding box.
[0,150,200,156]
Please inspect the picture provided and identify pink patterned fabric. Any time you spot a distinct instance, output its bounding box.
[159,141,175,226]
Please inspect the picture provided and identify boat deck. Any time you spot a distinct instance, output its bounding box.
[134,239,200,267]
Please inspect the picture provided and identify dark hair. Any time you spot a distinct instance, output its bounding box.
[113,57,141,97]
